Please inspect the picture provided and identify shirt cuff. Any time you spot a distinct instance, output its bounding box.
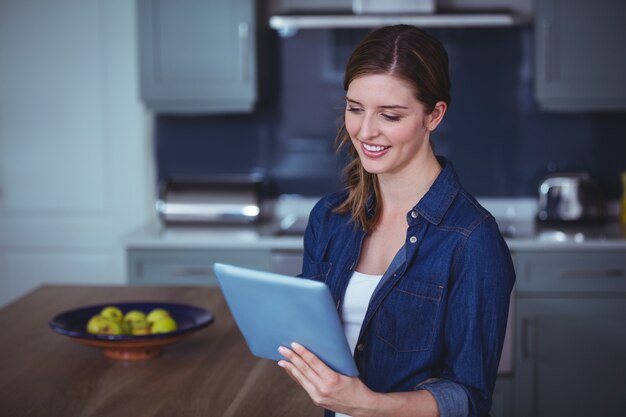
[416,379,469,417]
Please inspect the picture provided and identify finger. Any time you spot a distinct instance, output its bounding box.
[278,345,316,376]
[278,358,320,396]
[277,360,299,384]
[278,345,331,394]
[291,342,333,378]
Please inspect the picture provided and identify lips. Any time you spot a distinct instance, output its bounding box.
[360,141,391,158]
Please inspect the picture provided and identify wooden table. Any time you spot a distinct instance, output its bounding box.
[0,285,321,417]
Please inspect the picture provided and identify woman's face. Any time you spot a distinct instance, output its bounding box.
[345,73,438,178]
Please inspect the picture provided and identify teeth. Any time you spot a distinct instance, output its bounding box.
[363,143,389,152]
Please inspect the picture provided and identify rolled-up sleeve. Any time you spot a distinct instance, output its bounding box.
[417,378,469,417]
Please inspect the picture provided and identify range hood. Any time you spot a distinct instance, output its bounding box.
[270,1,530,36]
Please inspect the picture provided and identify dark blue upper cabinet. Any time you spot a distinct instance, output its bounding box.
[535,0,626,111]
[138,0,257,114]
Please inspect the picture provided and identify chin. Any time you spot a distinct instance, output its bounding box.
[360,162,387,175]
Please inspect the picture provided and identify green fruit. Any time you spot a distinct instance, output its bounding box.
[130,319,151,335]
[86,315,123,335]
[100,306,123,323]
[146,308,170,324]
[120,321,132,335]
[123,310,147,325]
[151,316,178,334]
[132,325,151,336]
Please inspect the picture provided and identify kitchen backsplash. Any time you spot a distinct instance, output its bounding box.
[155,26,626,199]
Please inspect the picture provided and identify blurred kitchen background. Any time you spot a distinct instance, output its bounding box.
[1,1,626,415]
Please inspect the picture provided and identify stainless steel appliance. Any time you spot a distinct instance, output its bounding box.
[537,172,606,223]
[156,176,263,225]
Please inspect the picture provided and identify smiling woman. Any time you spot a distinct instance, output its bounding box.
[334,25,451,232]
[278,25,515,417]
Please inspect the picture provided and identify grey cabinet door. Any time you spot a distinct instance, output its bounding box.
[138,0,256,113]
[128,249,271,285]
[514,251,626,294]
[491,377,513,417]
[515,297,626,417]
[535,0,626,111]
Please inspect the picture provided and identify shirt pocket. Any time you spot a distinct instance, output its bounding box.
[302,261,331,282]
[376,280,443,352]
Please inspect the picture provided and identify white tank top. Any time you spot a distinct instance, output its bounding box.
[336,270,383,417]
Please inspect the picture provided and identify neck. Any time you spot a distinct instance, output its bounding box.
[376,152,441,215]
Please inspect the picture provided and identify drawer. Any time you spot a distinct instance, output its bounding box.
[270,250,304,276]
[515,251,626,294]
[128,249,271,285]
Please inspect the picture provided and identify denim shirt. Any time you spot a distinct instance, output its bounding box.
[301,157,515,417]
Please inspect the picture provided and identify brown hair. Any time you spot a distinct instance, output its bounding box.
[333,25,452,231]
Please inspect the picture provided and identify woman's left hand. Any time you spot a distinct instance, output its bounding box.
[278,342,375,415]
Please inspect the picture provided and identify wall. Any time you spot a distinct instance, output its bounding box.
[0,0,153,308]
[155,26,626,199]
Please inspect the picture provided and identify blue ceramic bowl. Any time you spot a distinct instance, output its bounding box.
[49,302,214,360]
[50,301,214,340]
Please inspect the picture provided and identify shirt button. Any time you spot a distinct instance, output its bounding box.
[356,344,365,352]
[410,210,418,219]
[409,236,417,244]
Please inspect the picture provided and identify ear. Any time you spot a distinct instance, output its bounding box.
[425,101,447,132]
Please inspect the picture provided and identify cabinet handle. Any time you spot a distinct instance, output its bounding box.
[560,268,625,279]
[522,319,535,359]
[238,22,249,82]
[541,19,552,82]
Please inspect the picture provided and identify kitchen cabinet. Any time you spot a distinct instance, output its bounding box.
[138,0,257,113]
[514,250,626,417]
[534,0,626,111]
[128,248,271,286]
[491,377,513,417]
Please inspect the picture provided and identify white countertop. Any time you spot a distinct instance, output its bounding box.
[124,197,626,252]
[125,221,305,250]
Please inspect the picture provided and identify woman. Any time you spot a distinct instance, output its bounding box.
[277,25,515,417]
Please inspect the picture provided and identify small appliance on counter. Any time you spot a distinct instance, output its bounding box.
[536,172,606,224]
[156,176,264,225]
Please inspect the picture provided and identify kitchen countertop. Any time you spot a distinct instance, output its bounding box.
[0,285,320,417]
[125,197,626,252]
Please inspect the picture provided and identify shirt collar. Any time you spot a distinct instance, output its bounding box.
[413,156,460,226]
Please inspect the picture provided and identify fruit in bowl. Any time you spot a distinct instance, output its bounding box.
[124,309,147,324]
[151,316,178,334]
[86,306,178,336]
[146,308,170,324]
[86,315,123,335]
[100,306,123,322]
[49,301,214,361]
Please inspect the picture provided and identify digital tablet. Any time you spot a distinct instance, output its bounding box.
[213,263,358,377]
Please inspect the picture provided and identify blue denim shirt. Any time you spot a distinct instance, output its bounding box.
[301,157,515,417]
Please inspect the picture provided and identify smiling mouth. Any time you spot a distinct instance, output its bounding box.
[360,141,391,158]
[362,143,390,152]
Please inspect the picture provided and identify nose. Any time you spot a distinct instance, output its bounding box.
[357,113,380,141]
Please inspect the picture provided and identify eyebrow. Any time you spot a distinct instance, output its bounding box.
[345,97,408,110]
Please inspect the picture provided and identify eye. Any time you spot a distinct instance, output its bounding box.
[382,113,400,122]
[346,106,362,114]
